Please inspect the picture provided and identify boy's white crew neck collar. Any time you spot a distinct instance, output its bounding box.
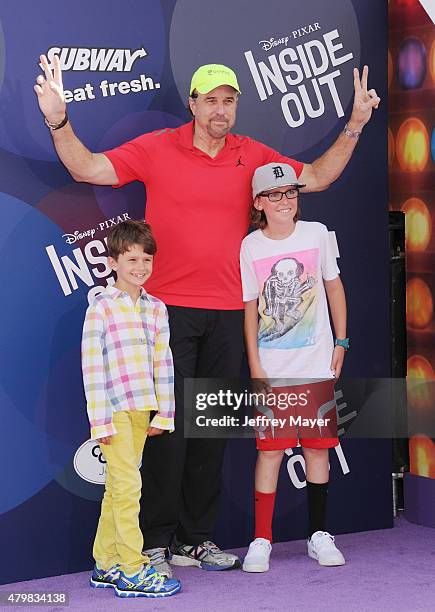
[259,221,300,242]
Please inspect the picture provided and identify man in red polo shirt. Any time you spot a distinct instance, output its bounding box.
[34,56,380,576]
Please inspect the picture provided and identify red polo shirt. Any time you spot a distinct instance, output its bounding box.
[104,121,303,309]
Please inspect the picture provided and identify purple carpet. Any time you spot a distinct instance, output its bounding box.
[2,517,434,612]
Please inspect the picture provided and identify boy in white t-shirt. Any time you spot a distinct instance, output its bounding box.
[240,162,348,572]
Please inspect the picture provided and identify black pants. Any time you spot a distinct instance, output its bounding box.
[140,306,244,548]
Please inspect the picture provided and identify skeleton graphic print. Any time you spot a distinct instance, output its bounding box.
[261,257,316,341]
[255,248,318,348]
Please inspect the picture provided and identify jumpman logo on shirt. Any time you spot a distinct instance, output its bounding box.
[236,156,245,167]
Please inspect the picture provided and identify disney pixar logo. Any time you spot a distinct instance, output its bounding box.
[62,229,96,245]
[258,22,321,50]
[62,213,130,244]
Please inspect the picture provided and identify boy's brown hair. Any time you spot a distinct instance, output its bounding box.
[250,195,301,229]
[107,220,157,259]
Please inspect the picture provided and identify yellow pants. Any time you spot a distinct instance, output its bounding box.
[93,410,150,575]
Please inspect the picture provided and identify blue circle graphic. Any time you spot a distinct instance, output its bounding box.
[0,0,165,161]
[0,193,90,514]
[398,37,427,90]
[170,0,360,155]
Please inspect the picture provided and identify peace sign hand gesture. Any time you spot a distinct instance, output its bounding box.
[349,65,380,131]
[34,54,66,124]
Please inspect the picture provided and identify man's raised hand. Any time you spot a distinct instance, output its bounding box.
[34,54,66,124]
[349,65,380,131]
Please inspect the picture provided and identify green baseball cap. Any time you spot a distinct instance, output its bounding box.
[190,64,241,95]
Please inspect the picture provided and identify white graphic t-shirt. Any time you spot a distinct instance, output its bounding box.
[240,221,340,379]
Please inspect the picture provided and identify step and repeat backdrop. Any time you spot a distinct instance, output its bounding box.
[0,0,391,583]
[388,0,435,527]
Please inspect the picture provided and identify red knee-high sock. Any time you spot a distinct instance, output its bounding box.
[254,490,276,542]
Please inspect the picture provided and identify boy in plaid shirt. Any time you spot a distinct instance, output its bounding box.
[81,220,181,598]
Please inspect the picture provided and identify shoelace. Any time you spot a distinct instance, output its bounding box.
[105,564,120,578]
[147,548,166,565]
[251,539,269,548]
[137,565,166,591]
[201,541,222,554]
[314,532,335,549]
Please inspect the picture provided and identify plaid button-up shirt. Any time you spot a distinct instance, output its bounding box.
[81,286,175,439]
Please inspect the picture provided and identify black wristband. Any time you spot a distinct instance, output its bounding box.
[44,112,69,131]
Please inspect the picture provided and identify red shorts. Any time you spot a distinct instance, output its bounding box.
[254,379,339,451]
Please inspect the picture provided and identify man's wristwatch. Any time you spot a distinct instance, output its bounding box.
[44,112,69,131]
[335,338,350,350]
[343,123,361,139]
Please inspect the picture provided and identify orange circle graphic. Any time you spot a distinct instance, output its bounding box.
[407,355,434,411]
[401,197,432,251]
[406,278,433,329]
[396,117,429,171]
[409,435,435,478]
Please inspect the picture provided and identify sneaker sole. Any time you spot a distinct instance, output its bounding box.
[242,562,269,573]
[114,583,182,598]
[170,554,240,571]
[90,579,117,589]
[308,548,345,566]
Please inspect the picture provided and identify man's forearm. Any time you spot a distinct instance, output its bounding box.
[51,121,95,181]
[35,53,116,185]
[305,126,361,192]
[48,120,117,185]
[300,66,380,192]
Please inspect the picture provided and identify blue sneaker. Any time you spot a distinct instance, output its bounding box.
[90,563,120,589]
[115,564,181,598]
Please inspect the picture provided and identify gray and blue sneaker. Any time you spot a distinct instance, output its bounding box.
[115,564,181,598]
[143,547,173,578]
[170,539,241,571]
[90,563,120,589]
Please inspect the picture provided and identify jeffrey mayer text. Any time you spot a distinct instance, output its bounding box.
[243,415,331,428]
[195,415,331,428]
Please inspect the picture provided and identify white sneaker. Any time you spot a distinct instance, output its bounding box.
[242,538,272,572]
[307,531,345,566]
